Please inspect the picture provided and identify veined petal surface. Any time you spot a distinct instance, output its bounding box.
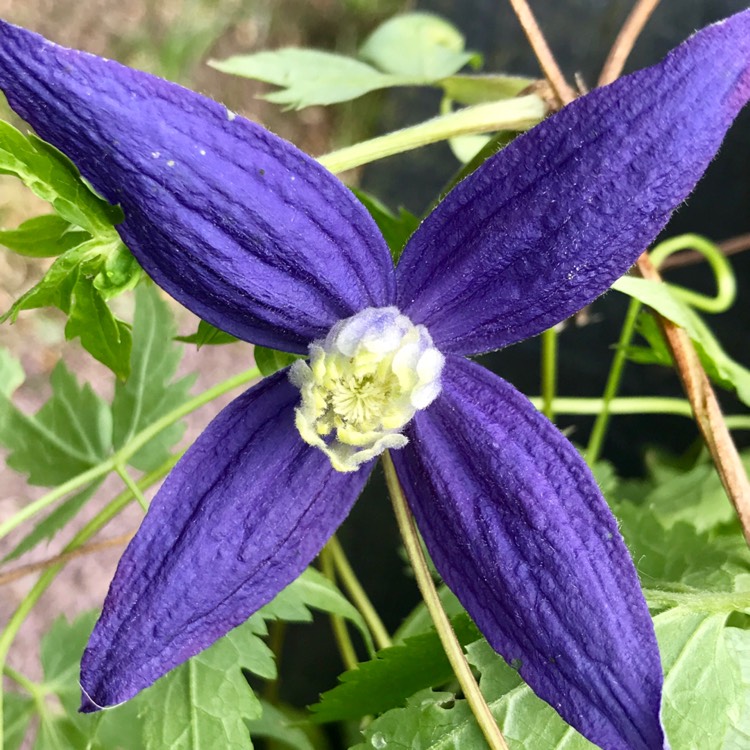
[391,356,665,750]
[0,21,395,353]
[80,371,373,709]
[397,9,750,356]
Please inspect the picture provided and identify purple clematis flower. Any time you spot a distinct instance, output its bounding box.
[1,11,749,749]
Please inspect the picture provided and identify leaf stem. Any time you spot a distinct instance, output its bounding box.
[2,665,40,698]
[320,545,359,671]
[317,96,546,174]
[382,451,509,750]
[585,297,642,464]
[541,326,558,421]
[328,536,392,651]
[115,463,149,511]
[0,366,260,541]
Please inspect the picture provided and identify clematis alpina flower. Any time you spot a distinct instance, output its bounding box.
[1,11,749,749]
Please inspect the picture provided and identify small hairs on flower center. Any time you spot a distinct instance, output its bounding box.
[289,307,444,472]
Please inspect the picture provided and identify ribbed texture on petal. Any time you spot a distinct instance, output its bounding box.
[81,371,373,709]
[0,21,395,353]
[392,357,666,750]
[397,9,750,355]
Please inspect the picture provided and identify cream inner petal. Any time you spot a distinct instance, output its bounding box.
[289,306,444,472]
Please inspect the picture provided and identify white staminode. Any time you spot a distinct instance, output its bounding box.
[290,307,445,472]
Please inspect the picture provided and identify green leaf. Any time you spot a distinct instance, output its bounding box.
[654,609,748,748]
[440,74,536,105]
[0,120,119,235]
[177,319,239,347]
[64,277,133,380]
[352,189,419,264]
[613,276,750,406]
[359,12,480,79]
[142,566,375,749]
[246,702,316,750]
[0,214,89,257]
[112,284,195,471]
[254,345,303,377]
[2,237,140,378]
[141,620,263,750]
[311,613,480,722]
[261,567,375,655]
[642,454,749,533]
[724,626,750,748]
[0,360,112,485]
[2,692,35,750]
[210,49,411,109]
[3,482,101,562]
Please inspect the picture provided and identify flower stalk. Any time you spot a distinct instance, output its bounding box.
[317,95,546,174]
[382,451,509,750]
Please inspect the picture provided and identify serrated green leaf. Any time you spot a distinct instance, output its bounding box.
[655,609,746,748]
[352,189,419,264]
[2,235,139,378]
[177,319,239,347]
[359,13,479,79]
[254,345,303,377]
[64,277,133,379]
[111,284,194,470]
[138,566,374,749]
[141,620,263,750]
[440,74,536,105]
[3,241,96,319]
[3,482,101,562]
[643,455,749,533]
[261,567,375,655]
[246,702,316,750]
[724,627,750,748]
[0,214,89,257]
[613,276,750,406]
[2,692,35,750]
[210,48,414,109]
[614,501,748,595]
[0,360,112,485]
[0,120,118,235]
[311,612,479,722]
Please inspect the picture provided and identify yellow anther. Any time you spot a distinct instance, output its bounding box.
[289,307,444,471]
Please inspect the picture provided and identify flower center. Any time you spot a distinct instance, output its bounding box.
[289,306,444,472]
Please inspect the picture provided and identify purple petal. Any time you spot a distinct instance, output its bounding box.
[397,9,750,356]
[391,356,665,750]
[0,22,395,353]
[80,371,372,709]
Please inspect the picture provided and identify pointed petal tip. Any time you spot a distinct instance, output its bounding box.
[398,7,750,356]
[78,683,107,714]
